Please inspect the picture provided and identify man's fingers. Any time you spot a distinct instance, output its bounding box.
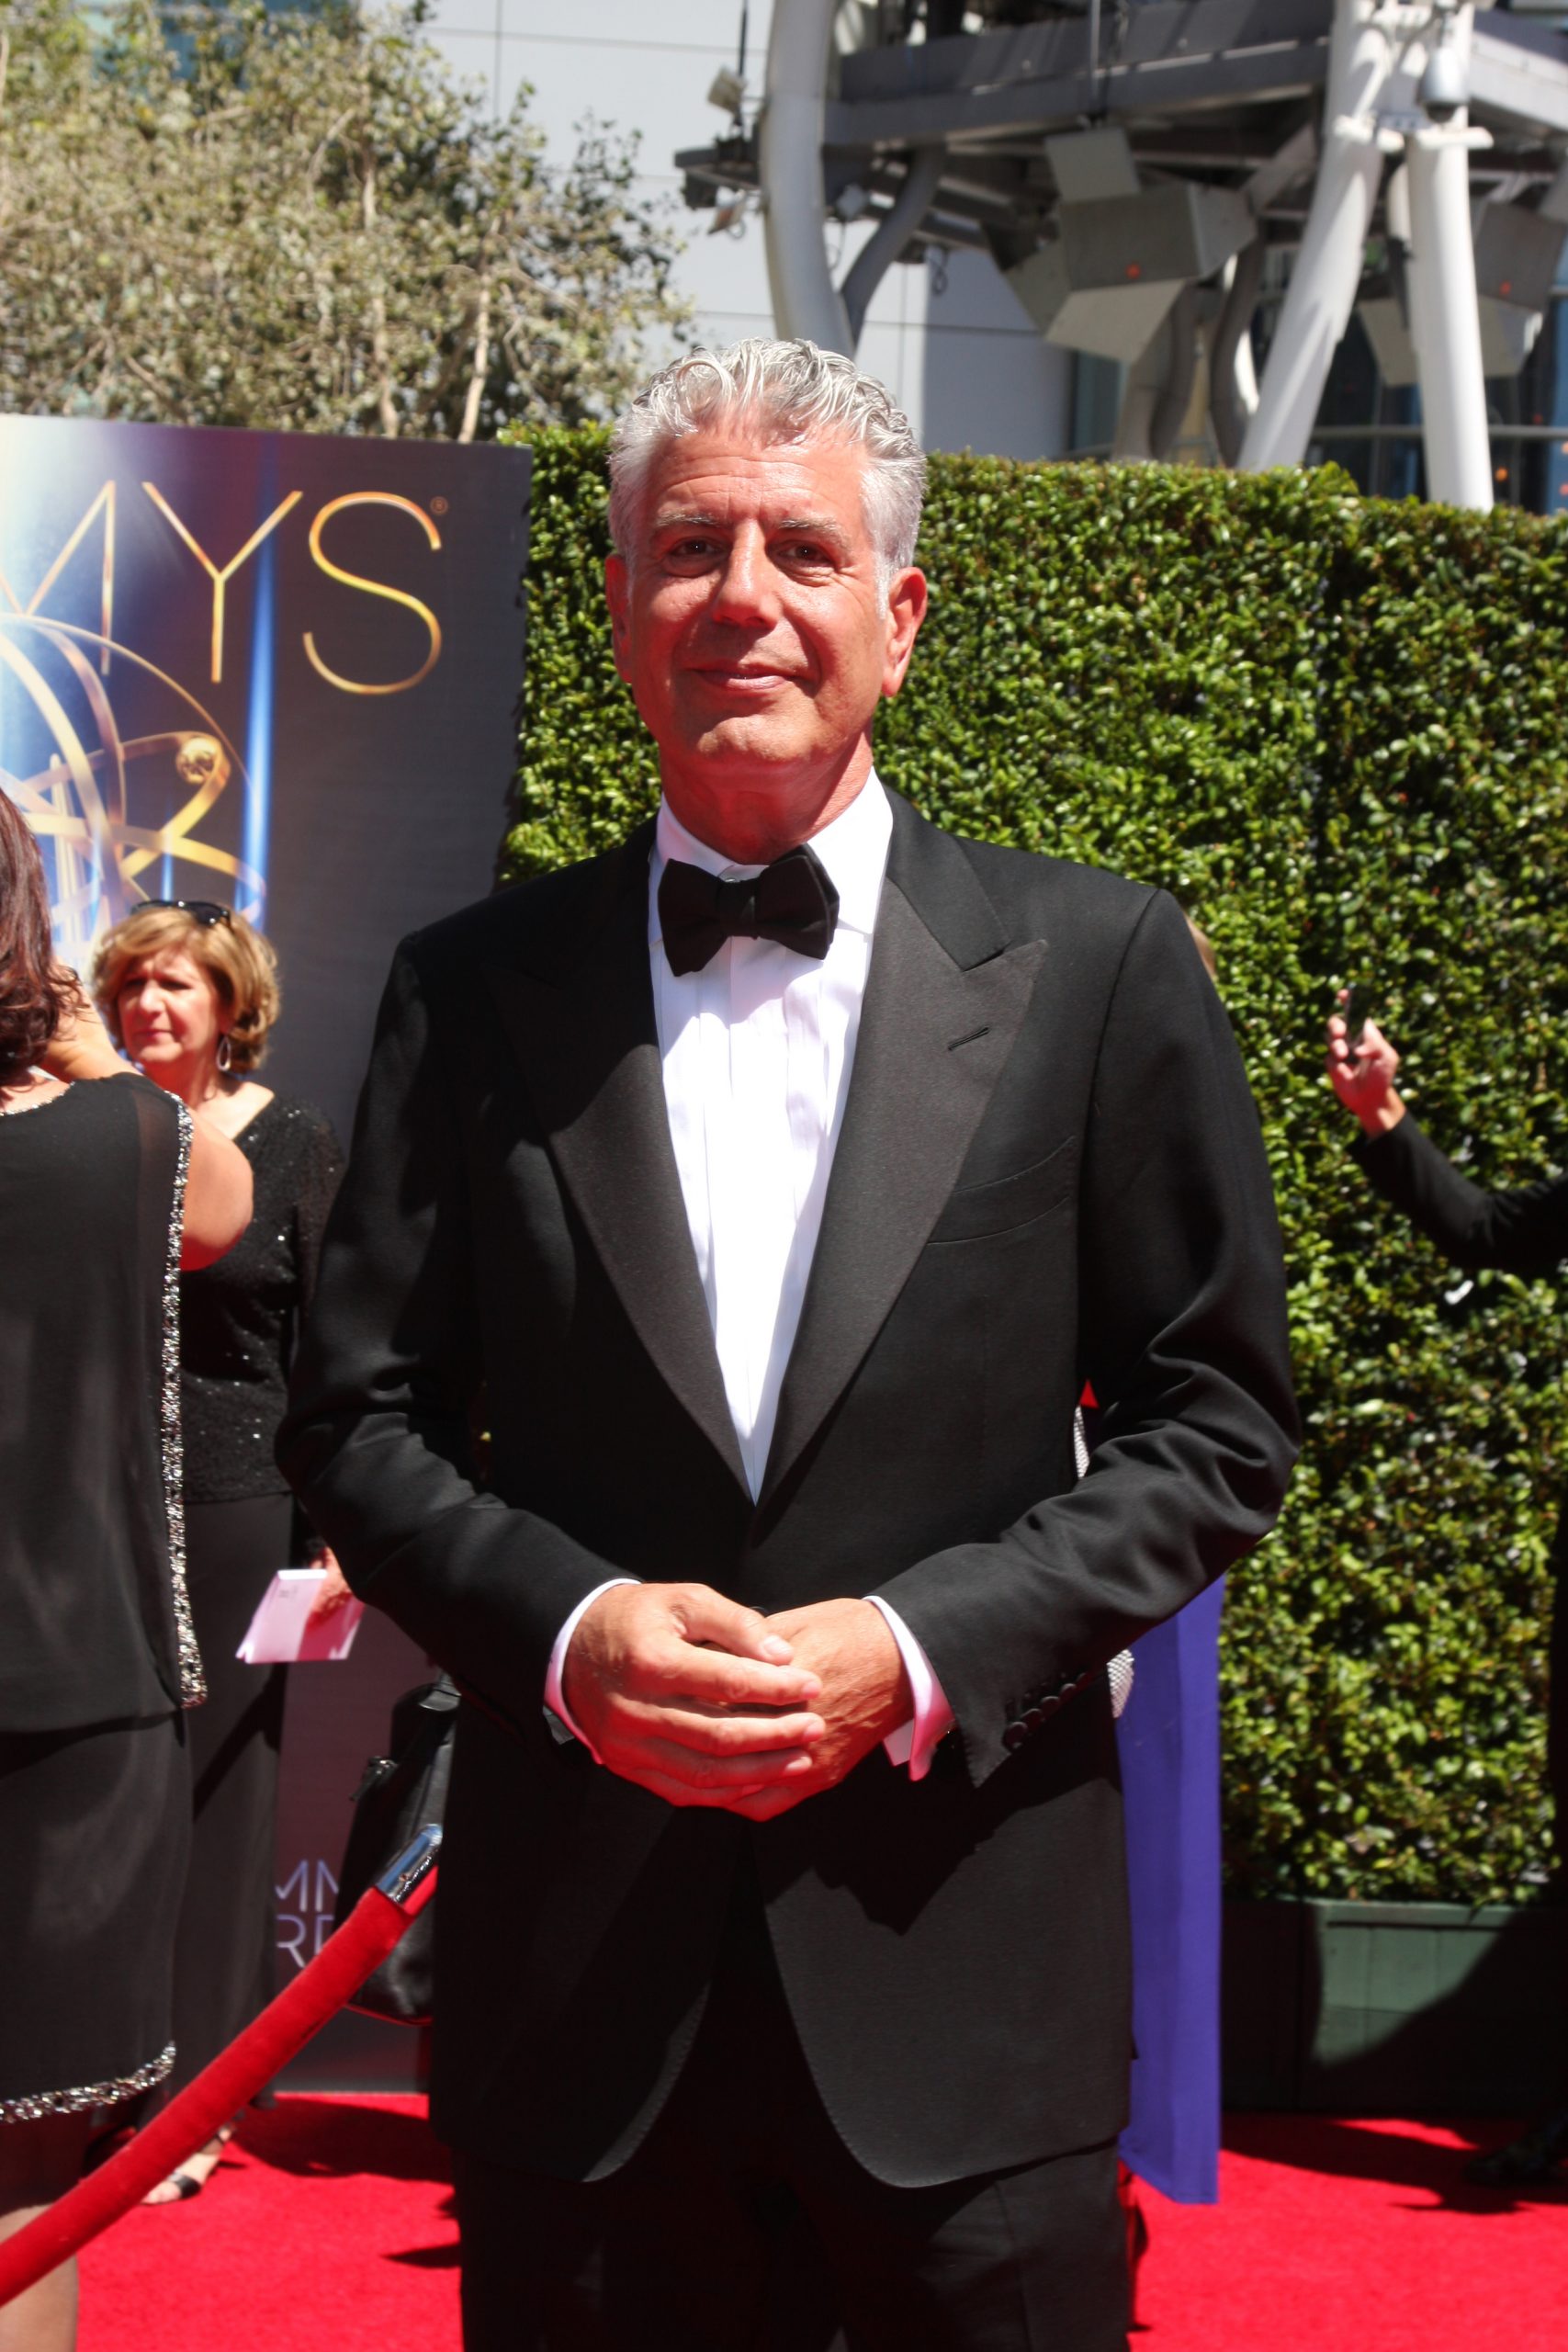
[727,1780,818,1822]
[671,1585,797,1667]
[644,1705,825,1756]
[630,1736,820,1793]
[647,1642,821,1710]
[565,1586,824,1754]
[619,1769,788,1812]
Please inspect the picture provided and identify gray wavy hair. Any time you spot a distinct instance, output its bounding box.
[608,339,926,598]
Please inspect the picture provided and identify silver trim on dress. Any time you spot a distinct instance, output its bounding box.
[164,1101,205,1707]
[0,2041,175,2123]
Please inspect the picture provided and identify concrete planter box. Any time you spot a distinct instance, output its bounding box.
[1224,1898,1568,2112]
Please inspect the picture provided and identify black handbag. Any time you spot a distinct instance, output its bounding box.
[333,1675,457,2024]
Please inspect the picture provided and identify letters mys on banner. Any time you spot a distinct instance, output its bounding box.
[0,417,530,2082]
[0,413,530,1136]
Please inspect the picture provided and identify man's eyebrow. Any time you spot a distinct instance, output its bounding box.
[774,514,850,548]
[649,509,728,535]
[647,509,851,548]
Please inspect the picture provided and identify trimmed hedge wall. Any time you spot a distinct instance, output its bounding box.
[500,427,1568,1906]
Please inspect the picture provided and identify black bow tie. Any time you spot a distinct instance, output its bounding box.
[658,843,840,978]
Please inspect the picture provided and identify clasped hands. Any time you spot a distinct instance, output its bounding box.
[560,1583,912,1821]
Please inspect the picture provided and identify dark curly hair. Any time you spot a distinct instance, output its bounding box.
[0,791,81,1090]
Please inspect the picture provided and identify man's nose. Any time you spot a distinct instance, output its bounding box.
[708,527,778,626]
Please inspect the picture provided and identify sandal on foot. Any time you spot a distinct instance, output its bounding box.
[146,2167,204,2203]
[141,2125,232,2207]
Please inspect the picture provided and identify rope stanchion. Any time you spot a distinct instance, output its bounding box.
[0,1826,441,2311]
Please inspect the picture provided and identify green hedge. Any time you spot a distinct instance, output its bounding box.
[501,426,1568,1905]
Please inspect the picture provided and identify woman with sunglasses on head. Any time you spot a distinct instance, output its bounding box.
[90,897,344,2207]
[0,798,251,2352]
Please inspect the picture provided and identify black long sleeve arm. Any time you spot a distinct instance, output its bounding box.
[1354,1114,1568,1280]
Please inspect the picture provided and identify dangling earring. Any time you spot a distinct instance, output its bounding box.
[216,1033,233,1075]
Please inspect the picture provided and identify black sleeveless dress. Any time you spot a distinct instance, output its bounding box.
[0,1075,197,2120]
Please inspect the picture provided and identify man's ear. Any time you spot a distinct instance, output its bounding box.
[881,566,929,700]
[604,552,633,683]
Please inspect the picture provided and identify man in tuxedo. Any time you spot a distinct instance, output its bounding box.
[280,338,1298,2350]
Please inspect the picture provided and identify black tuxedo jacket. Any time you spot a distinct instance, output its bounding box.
[279,791,1298,2188]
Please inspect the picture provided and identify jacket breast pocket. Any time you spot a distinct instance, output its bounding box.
[925,1137,1077,1246]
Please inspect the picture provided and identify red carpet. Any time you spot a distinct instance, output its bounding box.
[75,2099,1565,2349]
[78,2098,458,2352]
[1135,2116,1567,2348]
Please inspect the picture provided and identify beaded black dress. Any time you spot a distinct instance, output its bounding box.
[164,1091,343,2098]
[0,1076,196,2120]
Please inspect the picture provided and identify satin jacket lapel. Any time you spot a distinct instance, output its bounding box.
[487,826,750,1495]
[761,800,1045,1509]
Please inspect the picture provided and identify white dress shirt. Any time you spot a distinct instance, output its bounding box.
[546,772,953,1777]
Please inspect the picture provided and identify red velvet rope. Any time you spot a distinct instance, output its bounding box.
[0,1871,436,2310]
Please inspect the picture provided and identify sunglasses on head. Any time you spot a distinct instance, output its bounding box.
[138,899,232,928]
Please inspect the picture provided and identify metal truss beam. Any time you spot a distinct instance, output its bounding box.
[828,0,1333,148]
[823,6,1568,159]
[1471,19,1568,141]
[825,55,1331,154]
[836,1,1333,104]
[682,17,1568,221]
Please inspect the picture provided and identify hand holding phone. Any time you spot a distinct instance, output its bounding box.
[1325,989,1404,1135]
[1337,987,1359,1070]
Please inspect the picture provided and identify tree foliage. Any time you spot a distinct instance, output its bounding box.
[0,0,689,437]
[502,428,1568,1908]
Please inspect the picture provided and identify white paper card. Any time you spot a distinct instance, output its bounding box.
[236,1568,365,1664]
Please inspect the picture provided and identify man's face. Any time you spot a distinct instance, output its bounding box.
[604,425,925,849]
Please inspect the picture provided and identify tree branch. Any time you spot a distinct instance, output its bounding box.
[360,137,398,438]
[457,270,491,445]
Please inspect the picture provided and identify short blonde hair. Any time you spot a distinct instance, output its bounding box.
[92,905,280,1074]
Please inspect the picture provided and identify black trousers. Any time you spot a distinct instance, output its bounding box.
[455,1883,1127,2352]
[165,1493,292,2096]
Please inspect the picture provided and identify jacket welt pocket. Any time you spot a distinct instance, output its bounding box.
[926,1138,1077,1245]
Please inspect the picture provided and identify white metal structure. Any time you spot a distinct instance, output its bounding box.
[758,0,853,353]
[1238,1,1494,508]
[678,2,1568,511]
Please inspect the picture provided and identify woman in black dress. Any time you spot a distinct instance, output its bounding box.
[0,796,251,2351]
[92,901,344,2206]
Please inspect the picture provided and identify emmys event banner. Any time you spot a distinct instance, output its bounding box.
[0,414,532,2086]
